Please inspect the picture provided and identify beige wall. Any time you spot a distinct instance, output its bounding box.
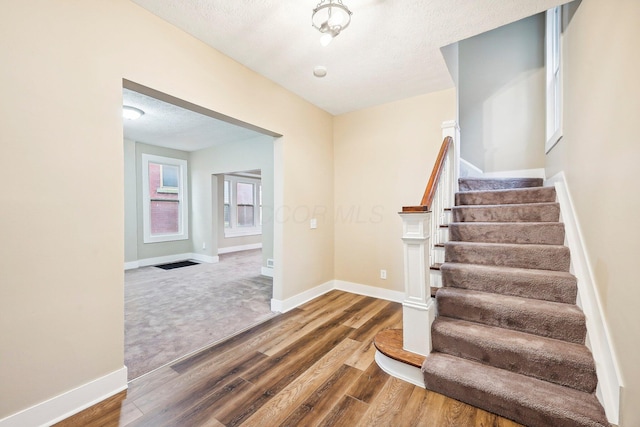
[0,0,333,418]
[333,89,456,290]
[459,14,546,172]
[545,1,640,424]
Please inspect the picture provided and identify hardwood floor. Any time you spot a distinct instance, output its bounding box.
[56,291,523,427]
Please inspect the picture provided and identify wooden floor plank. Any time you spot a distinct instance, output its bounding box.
[297,289,354,313]
[341,297,391,329]
[257,296,363,357]
[54,391,143,427]
[279,364,362,427]
[54,290,525,427]
[240,338,361,427]
[344,337,378,371]
[169,308,301,374]
[131,350,267,415]
[348,301,403,342]
[441,396,480,427]
[242,322,354,389]
[403,387,433,427]
[356,376,416,426]
[317,395,369,427]
[347,360,390,404]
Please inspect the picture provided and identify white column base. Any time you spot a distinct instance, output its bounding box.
[402,298,436,356]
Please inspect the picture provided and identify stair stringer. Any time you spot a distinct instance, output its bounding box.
[547,171,622,426]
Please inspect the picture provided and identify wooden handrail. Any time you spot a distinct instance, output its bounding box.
[402,136,453,212]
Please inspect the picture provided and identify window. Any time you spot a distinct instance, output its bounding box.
[142,154,188,243]
[223,175,262,237]
[545,6,563,153]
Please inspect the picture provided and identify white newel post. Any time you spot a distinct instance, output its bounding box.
[400,212,435,356]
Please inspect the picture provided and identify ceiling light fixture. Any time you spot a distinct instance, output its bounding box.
[313,66,328,78]
[122,106,144,120]
[312,0,352,46]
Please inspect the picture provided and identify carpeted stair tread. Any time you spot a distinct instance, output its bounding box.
[456,186,557,206]
[432,317,597,392]
[422,353,610,427]
[440,262,577,304]
[458,177,543,191]
[436,288,586,344]
[445,241,571,271]
[449,222,565,245]
[452,202,560,222]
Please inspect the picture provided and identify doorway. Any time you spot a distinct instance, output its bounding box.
[122,81,281,380]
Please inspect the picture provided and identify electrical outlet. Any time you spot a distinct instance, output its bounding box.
[202,242,206,250]
[310,218,317,229]
[380,269,387,279]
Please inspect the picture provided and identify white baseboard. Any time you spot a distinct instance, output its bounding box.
[124,260,139,270]
[261,266,274,278]
[217,243,262,255]
[125,253,218,270]
[333,280,404,303]
[0,367,127,427]
[270,279,404,313]
[271,280,334,313]
[190,253,219,264]
[546,172,621,425]
[374,350,424,387]
[483,168,545,178]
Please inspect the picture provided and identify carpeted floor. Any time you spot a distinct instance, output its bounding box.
[125,249,275,380]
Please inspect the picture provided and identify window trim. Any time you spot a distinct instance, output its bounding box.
[142,154,189,243]
[545,6,563,153]
[223,175,262,238]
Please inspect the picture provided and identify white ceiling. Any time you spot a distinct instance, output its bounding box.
[122,88,270,151]
[129,0,569,115]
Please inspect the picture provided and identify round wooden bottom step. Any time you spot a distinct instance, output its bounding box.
[373,328,425,368]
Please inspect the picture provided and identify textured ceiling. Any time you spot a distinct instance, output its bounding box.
[122,88,269,151]
[129,0,570,115]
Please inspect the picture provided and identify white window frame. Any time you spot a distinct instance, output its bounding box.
[224,175,262,238]
[142,154,189,243]
[545,6,563,153]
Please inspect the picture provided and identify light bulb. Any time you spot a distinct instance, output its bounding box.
[320,33,334,46]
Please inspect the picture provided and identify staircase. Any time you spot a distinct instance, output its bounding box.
[422,177,610,427]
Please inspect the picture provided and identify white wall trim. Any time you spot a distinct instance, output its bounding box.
[190,253,219,264]
[124,261,139,270]
[261,266,274,278]
[483,168,546,179]
[217,243,262,255]
[459,158,483,177]
[0,367,127,427]
[271,280,334,313]
[125,253,218,270]
[333,280,404,303]
[270,279,404,314]
[374,350,424,387]
[546,172,621,425]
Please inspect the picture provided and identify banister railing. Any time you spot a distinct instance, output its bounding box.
[402,135,453,213]
[398,121,459,357]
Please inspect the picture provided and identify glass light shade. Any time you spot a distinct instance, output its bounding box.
[123,106,144,120]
